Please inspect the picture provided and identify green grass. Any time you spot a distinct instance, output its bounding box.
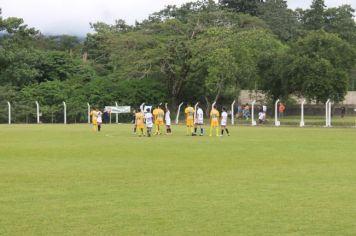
[1,124,356,235]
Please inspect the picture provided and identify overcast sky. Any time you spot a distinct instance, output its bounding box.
[1,0,355,35]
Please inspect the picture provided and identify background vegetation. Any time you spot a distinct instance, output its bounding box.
[1,0,356,119]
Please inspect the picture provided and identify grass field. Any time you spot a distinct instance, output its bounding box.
[1,124,356,235]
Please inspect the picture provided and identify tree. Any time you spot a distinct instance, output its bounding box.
[219,0,263,16]
[258,0,300,41]
[324,5,356,45]
[287,31,356,103]
[301,0,326,30]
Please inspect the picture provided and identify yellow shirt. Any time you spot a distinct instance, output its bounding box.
[185,107,195,120]
[90,111,98,123]
[135,112,144,125]
[157,108,165,121]
[210,109,220,121]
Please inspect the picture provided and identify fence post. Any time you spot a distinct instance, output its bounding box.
[325,99,330,127]
[7,101,11,125]
[115,102,119,124]
[275,99,280,127]
[328,101,332,127]
[87,103,91,124]
[194,102,199,124]
[231,100,236,125]
[175,102,184,125]
[300,100,306,127]
[140,103,145,113]
[35,101,40,124]
[251,100,257,126]
[63,102,67,124]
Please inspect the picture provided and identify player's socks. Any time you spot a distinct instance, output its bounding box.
[221,129,224,135]
[194,127,197,134]
[209,127,212,136]
[191,127,194,135]
[200,128,204,135]
[216,128,219,137]
[226,128,229,136]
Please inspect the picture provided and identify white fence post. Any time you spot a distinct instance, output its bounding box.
[251,100,257,126]
[140,103,145,114]
[7,101,11,125]
[63,102,67,124]
[175,102,184,125]
[35,101,40,124]
[194,102,199,124]
[231,100,236,125]
[300,100,306,127]
[275,99,280,127]
[115,102,119,124]
[325,99,330,127]
[212,101,216,110]
[87,103,91,124]
[328,101,332,127]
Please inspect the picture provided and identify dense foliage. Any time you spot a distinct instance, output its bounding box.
[0,0,356,122]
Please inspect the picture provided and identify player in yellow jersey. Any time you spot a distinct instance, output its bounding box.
[90,108,98,132]
[210,105,220,137]
[153,105,165,135]
[135,108,145,137]
[185,103,195,136]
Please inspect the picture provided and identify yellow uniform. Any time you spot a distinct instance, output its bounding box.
[153,108,165,126]
[91,111,98,125]
[210,108,220,137]
[210,109,220,128]
[185,106,195,127]
[135,112,145,129]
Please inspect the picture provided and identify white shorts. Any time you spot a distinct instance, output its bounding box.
[221,121,227,126]
[196,119,204,125]
[165,120,171,126]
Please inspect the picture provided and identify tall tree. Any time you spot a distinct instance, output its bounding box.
[219,0,263,16]
[302,0,326,30]
[258,0,300,41]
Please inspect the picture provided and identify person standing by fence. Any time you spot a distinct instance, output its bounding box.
[279,102,285,118]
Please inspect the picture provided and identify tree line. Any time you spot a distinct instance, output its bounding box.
[0,0,356,122]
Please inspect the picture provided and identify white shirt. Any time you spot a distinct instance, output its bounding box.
[145,113,153,127]
[263,105,267,112]
[165,110,171,126]
[196,108,204,124]
[221,111,228,126]
[259,112,265,120]
[97,111,102,123]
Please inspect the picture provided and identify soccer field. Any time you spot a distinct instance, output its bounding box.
[1,125,356,235]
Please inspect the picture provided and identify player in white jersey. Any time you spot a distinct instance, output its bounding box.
[221,107,230,136]
[96,109,103,132]
[194,105,204,136]
[165,103,172,134]
[145,108,153,137]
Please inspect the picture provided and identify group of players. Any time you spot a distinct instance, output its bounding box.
[134,103,230,137]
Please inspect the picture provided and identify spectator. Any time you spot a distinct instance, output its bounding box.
[243,103,250,120]
[341,106,346,118]
[279,102,285,118]
[258,111,266,124]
